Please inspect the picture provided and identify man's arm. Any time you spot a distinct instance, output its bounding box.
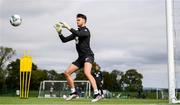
[59,22,90,37]
[60,22,90,37]
[59,34,75,43]
[70,28,90,37]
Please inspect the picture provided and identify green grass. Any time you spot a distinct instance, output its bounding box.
[0,97,174,105]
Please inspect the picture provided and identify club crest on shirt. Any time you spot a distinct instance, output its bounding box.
[84,29,88,31]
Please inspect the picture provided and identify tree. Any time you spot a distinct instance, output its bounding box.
[101,71,110,91]
[31,70,48,90]
[111,69,124,91]
[46,70,65,80]
[75,68,87,80]
[111,69,123,81]
[56,73,66,80]
[120,69,143,92]
[6,59,20,89]
[0,68,6,89]
[0,46,15,89]
[46,70,58,80]
[0,46,15,69]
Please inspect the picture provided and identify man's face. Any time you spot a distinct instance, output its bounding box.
[76,17,86,27]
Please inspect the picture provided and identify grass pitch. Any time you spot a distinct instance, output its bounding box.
[0,97,176,105]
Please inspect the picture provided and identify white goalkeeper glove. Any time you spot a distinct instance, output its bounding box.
[60,22,71,30]
[54,22,63,34]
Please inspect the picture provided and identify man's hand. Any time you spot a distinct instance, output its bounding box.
[60,22,71,30]
[54,22,63,34]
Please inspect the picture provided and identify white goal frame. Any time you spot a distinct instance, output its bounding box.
[38,80,91,98]
[166,0,180,104]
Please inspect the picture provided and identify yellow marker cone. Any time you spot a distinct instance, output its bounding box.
[20,51,32,99]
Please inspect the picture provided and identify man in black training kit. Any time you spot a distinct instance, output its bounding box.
[54,14,101,102]
[92,64,104,98]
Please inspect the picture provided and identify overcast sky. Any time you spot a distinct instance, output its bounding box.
[0,0,180,88]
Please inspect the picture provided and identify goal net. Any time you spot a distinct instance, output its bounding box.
[38,80,91,98]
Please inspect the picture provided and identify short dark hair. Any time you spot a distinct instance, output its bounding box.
[77,13,87,22]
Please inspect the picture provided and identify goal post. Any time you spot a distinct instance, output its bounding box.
[38,80,91,98]
[166,0,180,103]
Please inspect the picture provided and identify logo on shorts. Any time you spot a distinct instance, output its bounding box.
[85,57,89,61]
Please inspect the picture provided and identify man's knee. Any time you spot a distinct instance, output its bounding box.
[64,71,70,77]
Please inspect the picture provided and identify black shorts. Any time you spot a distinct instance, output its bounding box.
[72,55,94,69]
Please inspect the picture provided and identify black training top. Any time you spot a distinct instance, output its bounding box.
[59,26,94,57]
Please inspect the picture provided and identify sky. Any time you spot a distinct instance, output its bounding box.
[0,0,180,88]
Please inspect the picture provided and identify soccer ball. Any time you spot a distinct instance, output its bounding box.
[63,95,67,99]
[10,14,22,27]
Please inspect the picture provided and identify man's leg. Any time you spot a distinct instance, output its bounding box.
[84,62,97,90]
[99,84,104,97]
[96,83,101,95]
[64,64,79,100]
[84,62,101,102]
[64,64,78,89]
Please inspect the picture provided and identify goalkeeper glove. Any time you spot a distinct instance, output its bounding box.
[60,22,71,30]
[54,22,63,34]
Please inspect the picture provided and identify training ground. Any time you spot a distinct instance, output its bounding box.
[0,97,177,105]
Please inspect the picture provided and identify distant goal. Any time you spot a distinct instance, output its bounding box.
[38,80,91,98]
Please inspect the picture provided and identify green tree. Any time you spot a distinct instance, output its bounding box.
[46,70,65,80]
[111,69,123,91]
[111,69,123,81]
[6,59,20,89]
[102,71,111,91]
[120,69,143,92]
[56,73,66,80]
[31,70,48,90]
[101,70,123,92]
[0,46,15,69]
[0,46,15,89]
[47,70,58,80]
[75,68,87,80]
[0,68,6,89]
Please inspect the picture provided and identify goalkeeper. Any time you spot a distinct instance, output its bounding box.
[54,14,101,102]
